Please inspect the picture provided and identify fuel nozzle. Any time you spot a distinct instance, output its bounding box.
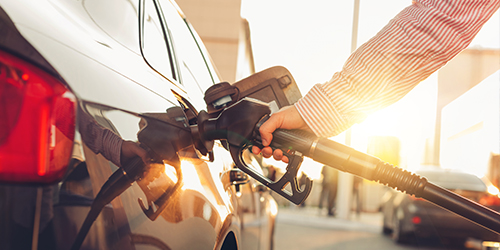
[193,97,500,235]
[137,107,194,165]
[192,98,312,204]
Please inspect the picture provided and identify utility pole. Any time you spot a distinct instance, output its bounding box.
[336,0,360,220]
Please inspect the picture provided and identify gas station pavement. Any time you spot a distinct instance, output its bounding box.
[276,206,383,233]
[274,206,493,250]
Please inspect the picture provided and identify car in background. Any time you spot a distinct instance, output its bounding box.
[0,0,277,249]
[381,167,500,245]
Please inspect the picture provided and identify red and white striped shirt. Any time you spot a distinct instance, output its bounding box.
[295,0,500,137]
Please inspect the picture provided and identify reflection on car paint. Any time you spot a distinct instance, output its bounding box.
[0,0,277,248]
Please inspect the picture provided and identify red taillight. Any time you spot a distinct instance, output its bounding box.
[411,216,421,224]
[0,50,76,184]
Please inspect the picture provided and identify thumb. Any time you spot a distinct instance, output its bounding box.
[259,115,281,146]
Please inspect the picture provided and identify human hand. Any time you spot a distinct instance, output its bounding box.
[120,141,149,166]
[251,105,311,163]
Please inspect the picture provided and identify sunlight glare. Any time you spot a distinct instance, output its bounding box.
[179,160,203,191]
[488,184,500,196]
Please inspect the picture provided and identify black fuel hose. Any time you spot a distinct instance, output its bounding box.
[70,156,144,250]
[266,127,500,235]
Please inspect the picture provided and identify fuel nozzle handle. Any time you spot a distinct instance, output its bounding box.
[259,120,500,234]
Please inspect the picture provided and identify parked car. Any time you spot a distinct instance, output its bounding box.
[381,167,500,244]
[0,0,277,249]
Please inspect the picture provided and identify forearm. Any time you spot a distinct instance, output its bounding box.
[78,108,123,167]
[296,0,500,137]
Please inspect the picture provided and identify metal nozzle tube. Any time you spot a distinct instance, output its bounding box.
[269,128,500,235]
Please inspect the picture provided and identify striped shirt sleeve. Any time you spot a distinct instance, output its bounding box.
[79,107,124,167]
[295,0,500,137]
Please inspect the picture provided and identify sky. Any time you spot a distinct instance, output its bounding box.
[241,0,500,94]
[241,0,500,177]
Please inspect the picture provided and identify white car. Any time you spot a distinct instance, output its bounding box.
[0,0,277,249]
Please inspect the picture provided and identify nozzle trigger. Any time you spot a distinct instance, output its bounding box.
[230,145,312,205]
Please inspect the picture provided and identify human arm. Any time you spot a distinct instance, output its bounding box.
[78,108,148,167]
[297,0,499,137]
[255,0,500,161]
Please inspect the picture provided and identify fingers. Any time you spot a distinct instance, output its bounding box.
[258,105,309,145]
[251,146,262,155]
[259,115,280,147]
[133,145,149,165]
[272,149,289,163]
[121,141,149,166]
[254,105,308,164]
[281,156,289,163]
[252,146,289,163]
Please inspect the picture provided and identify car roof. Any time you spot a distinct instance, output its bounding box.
[416,169,487,192]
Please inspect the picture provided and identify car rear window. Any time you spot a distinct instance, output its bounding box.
[417,171,487,192]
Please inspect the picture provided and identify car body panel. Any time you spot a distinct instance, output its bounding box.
[0,0,276,249]
[7,1,179,110]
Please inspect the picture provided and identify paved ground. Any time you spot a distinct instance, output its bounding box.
[273,206,488,250]
[276,206,383,233]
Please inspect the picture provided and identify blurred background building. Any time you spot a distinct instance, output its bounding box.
[175,0,254,83]
[434,48,500,168]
